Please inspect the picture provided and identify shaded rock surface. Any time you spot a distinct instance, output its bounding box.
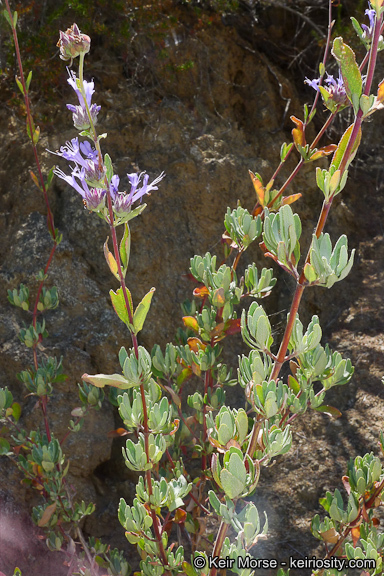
[0,2,384,575]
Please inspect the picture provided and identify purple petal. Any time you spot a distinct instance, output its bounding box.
[110,175,120,200]
[304,76,320,91]
[54,167,86,198]
[80,141,98,160]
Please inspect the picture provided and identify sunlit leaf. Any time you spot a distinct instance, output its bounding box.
[182,316,199,332]
[211,287,225,308]
[288,375,300,394]
[108,428,130,438]
[314,405,342,419]
[82,373,131,389]
[104,153,113,183]
[377,79,384,104]
[38,502,57,527]
[187,337,206,353]
[174,508,187,523]
[249,171,265,206]
[176,367,193,386]
[110,287,133,328]
[15,76,24,96]
[163,385,182,409]
[28,172,42,193]
[320,527,340,544]
[281,193,302,207]
[133,287,155,334]
[104,238,119,280]
[331,124,361,172]
[332,37,362,113]
[223,318,241,336]
[193,285,209,298]
[351,526,361,547]
[119,223,130,273]
[182,562,199,576]
[290,116,306,148]
[309,144,337,162]
[26,70,32,92]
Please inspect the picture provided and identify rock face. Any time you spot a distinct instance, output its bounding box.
[1,3,384,575]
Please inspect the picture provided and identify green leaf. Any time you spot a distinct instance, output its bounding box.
[26,70,32,92]
[350,17,364,41]
[79,129,92,138]
[13,10,17,26]
[26,117,35,142]
[32,126,40,145]
[332,37,362,113]
[288,375,300,394]
[331,124,361,172]
[104,153,113,183]
[15,76,24,96]
[119,223,131,274]
[280,142,293,162]
[304,262,317,284]
[133,287,156,334]
[11,402,21,422]
[104,238,119,280]
[3,9,13,29]
[82,373,131,389]
[314,405,342,419]
[220,468,244,499]
[0,438,10,455]
[110,287,134,328]
[94,556,104,567]
[41,461,55,472]
[182,562,199,576]
[46,166,55,190]
[120,203,147,224]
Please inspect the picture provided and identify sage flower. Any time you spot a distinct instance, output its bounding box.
[113,172,165,217]
[54,167,106,212]
[361,7,384,48]
[52,137,105,187]
[66,70,101,131]
[362,8,376,41]
[305,71,349,111]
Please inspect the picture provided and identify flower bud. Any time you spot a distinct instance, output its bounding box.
[113,193,133,217]
[84,188,106,212]
[57,24,91,63]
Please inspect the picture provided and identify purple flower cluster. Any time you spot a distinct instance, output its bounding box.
[53,137,164,216]
[53,25,165,221]
[305,71,349,109]
[362,8,376,41]
[67,70,101,131]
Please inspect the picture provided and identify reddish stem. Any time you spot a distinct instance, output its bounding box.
[232,248,243,272]
[4,1,61,447]
[270,284,305,382]
[100,88,169,572]
[268,5,383,384]
[209,521,229,576]
[202,370,212,474]
[4,0,56,242]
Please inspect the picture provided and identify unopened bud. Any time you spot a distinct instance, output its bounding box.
[57,23,91,63]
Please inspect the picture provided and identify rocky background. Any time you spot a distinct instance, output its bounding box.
[0,1,384,574]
